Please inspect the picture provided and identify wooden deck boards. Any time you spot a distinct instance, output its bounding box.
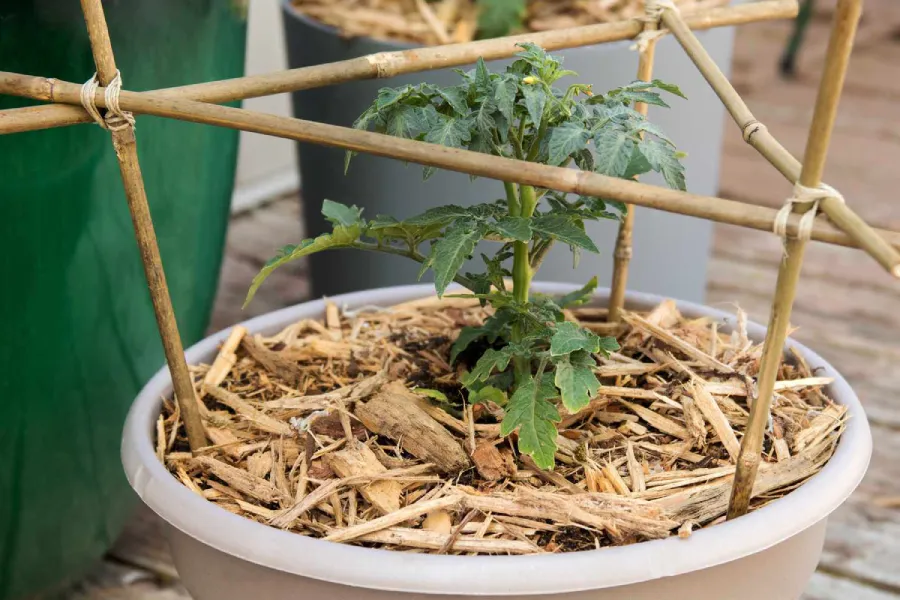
[66,3,900,597]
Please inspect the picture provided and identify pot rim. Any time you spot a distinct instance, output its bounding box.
[122,283,872,596]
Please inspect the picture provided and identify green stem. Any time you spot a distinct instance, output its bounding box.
[526,118,549,162]
[511,184,539,379]
[530,239,555,271]
[351,241,479,292]
[504,181,521,217]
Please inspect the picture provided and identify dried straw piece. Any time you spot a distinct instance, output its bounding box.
[325,442,405,514]
[193,456,286,504]
[326,495,463,543]
[688,381,740,461]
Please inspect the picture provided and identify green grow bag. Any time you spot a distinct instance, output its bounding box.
[0,2,247,598]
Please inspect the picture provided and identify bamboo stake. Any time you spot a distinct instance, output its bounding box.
[727,0,862,520]
[609,19,660,323]
[3,71,899,261]
[78,0,207,451]
[662,6,900,278]
[0,0,797,135]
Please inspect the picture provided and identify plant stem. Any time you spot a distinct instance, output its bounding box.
[530,239,555,271]
[511,184,539,378]
[504,181,521,217]
[351,241,479,291]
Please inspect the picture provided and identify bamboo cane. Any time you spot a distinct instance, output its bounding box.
[0,0,797,136]
[78,0,207,451]
[609,21,660,323]
[662,6,900,278]
[2,71,898,260]
[727,0,862,520]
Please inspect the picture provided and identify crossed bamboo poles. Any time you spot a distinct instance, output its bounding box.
[0,0,889,518]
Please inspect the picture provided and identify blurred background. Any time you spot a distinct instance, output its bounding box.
[1,0,898,598]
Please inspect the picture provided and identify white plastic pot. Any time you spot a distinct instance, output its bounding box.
[122,284,872,600]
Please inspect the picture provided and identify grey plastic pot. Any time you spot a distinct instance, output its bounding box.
[281,4,735,303]
[123,283,871,600]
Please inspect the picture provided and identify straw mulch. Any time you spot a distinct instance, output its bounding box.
[158,296,846,555]
[291,0,730,45]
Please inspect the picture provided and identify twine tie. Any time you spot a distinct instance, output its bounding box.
[632,0,678,52]
[774,182,845,242]
[80,70,135,132]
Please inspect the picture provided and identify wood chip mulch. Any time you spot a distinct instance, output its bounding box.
[158,295,846,555]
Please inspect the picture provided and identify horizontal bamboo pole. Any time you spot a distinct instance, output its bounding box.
[662,6,900,278]
[0,0,797,135]
[3,72,898,260]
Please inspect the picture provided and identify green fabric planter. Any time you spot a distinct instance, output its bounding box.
[0,2,247,598]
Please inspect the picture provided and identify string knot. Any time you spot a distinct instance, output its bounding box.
[80,70,135,132]
[773,182,845,241]
[644,0,678,20]
[741,119,767,143]
[631,0,677,52]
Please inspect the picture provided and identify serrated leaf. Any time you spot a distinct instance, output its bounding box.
[636,120,674,145]
[385,104,427,139]
[405,205,472,227]
[594,126,636,178]
[572,148,595,172]
[494,74,518,123]
[623,144,654,179]
[477,0,527,38]
[547,122,590,166]
[321,199,363,227]
[473,97,497,138]
[597,335,621,356]
[462,347,514,386]
[492,216,532,241]
[521,84,547,128]
[246,224,360,307]
[474,57,492,94]
[639,138,686,191]
[557,276,598,308]
[531,215,599,253]
[652,79,687,99]
[618,90,669,108]
[423,113,473,180]
[375,85,414,111]
[554,350,600,413]
[345,106,382,173]
[433,84,469,116]
[415,388,449,403]
[431,220,483,296]
[470,385,508,407]
[451,326,488,363]
[549,321,602,356]
[501,373,560,469]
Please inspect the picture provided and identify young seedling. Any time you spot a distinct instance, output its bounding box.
[246,44,686,469]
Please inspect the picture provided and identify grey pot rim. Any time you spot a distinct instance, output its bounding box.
[122,283,872,596]
[280,0,639,55]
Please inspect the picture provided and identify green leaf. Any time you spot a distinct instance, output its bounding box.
[462,347,514,386]
[470,385,508,407]
[245,224,361,308]
[623,145,653,179]
[652,79,687,99]
[415,388,449,403]
[597,335,621,356]
[494,74,518,124]
[547,122,590,166]
[617,90,669,108]
[473,97,497,139]
[474,57,493,94]
[433,84,469,116]
[405,205,472,227]
[423,113,473,180]
[375,85,414,111]
[554,350,600,413]
[476,0,526,38]
[593,126,636,178]
[450,310,514,363]
[384,104,427,139]
[345,106,382,173]
[521,83,548,128]
[492,216,532,241]
[557,276,598,308]
[636,120,674,145]
[531,215,599,253]
[639,138,687,191]
[501,373,560,470]
[451,326,488,363]
[549,321,602,356]
[431,220,483,296]
[321,199,363,227]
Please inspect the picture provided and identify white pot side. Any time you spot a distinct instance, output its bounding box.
[122,283,872,600]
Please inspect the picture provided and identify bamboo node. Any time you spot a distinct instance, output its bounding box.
[741,119,767,143]
[80,70,135,132]
[774,183,845,242]
[645,0,679,20]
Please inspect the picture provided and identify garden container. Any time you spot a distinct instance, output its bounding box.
[0,2,246,598]
[282,3,735,303]
[123,283,871,600]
